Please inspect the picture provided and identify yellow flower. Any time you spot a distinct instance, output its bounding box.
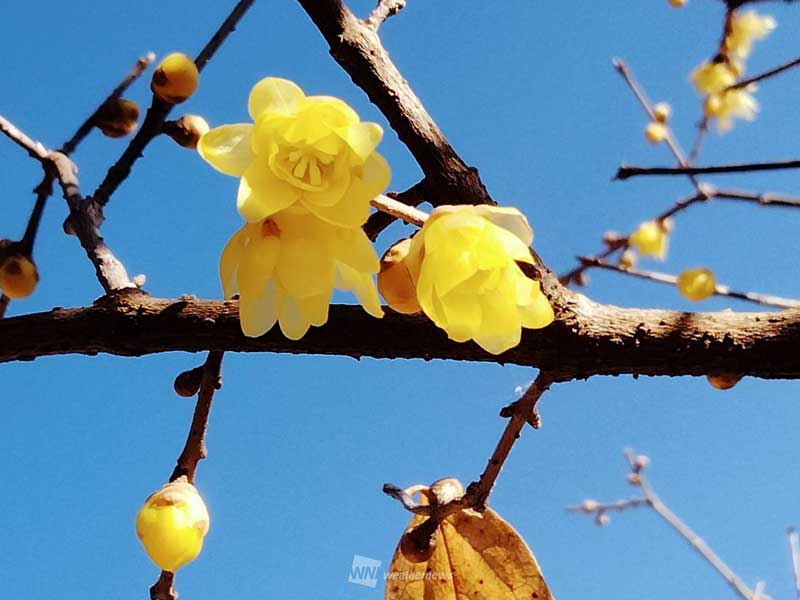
[402,205,554,355]
[629,221,668,260]
[644,121,668,143]
[725,11,776,60]
[221,211,383,339]
[0,254,39,299]
[690,61,737,96]
[198,77,391,228]
[677,267,716,301]
[705,87,758,132]
[378,238,421,315]
[151,53,199,104]
[136,479,209,572]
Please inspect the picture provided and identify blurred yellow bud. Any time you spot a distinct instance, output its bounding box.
[135,478,209,572]
[164,115,210,149]
[677,268,716,301]
[691,61,736,95]
[707,373,743,390]
[645,121,668,143]
[0,254,39,299]
[669,0,687,6]
[653,102,672,123]
[95,98,140,138]
[151,53,199,104]
[618,249,636,270]
[378,238,421,315]
[629,221,668,260]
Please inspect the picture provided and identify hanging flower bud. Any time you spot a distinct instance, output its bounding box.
[151,53,199,104]
[95,98,140,138]
[378,238,421,315]
[163,115,210,149]
[0,254,39,299]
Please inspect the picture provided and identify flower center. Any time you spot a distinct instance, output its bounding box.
[272,144,334,191]
[261,219,281,238]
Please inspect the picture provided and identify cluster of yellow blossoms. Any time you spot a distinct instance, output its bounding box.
[199,77,390,339]
[199,77,554,352]
[690,10,776,132]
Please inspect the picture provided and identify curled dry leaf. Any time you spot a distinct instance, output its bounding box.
[386,480,553,600]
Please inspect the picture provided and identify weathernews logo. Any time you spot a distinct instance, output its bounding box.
[348,555,453,589]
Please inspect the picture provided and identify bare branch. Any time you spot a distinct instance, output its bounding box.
[169,351,224,484]
[464,373,556,509]
[0,115,133,292]
[729,55,800,91]
[789,528,800,600]
[61,52,155,156]
[617,159,800,180]
[150,571,176,600]
[363,180,427,241]
[4,293,800,379]
[370,193,428,228]
[297,0,492,206]
[579,257,800,309]
[364,0,406,31]
[92,0,255,208]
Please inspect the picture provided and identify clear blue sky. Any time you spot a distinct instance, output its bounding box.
[2,1,800,598]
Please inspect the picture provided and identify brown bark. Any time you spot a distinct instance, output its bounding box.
[3,289,798,380]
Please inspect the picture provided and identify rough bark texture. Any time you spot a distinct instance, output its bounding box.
[3,290,798,380]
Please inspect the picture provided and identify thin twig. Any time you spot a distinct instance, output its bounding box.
[729,55,800,91]
[612,59,700,187]
[464,373,556,509]
[169,351,224,484]
[150,571,176,600]
[689,117,710,165]
[364,0,406,30]
[363,180,426,241]
[616,159,800,180]
[92,0,255,208]
[580,257,799,309]
[622,450,756,600]
[61,52,155,156]
[0,295,9,318]
[565,497,649,515]
[370,193,429,228]
[788,528,800,600]
[0,114,133,291]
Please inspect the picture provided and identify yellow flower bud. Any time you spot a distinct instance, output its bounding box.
[163,115,210,149]
[629,221,668,260]
[653,102,672,123]
[135,479,209,572]
[151,53,199,104]
[378,238,421,315]
[0,254,39,299]
[618,249,636,270]
[669,0,687,6]
[677,268,716,301]
[95,98,140,138]
[644,121,668,143]
[707,373,743,390]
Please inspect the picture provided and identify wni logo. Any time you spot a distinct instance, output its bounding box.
[348,555,382,588]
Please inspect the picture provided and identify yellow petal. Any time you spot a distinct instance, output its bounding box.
[338,121,383,161]
[239,280,279,337]
[333,227,381,273]
[278,293,313,340]
[249,77,305,120]
[219,224,250,298]
[475,286,522,355]
[197,124,254,177]
[473,205,534,247]
[336,263,384,318]
[237,163,300,222]
[237,234,280,297]
[438,289,482,343]
[276,236,336,298]
[305,95,360,127]
[296,293,331,327]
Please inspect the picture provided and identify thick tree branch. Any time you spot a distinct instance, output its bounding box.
[3,291,800,380]
[297,0,492,206]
